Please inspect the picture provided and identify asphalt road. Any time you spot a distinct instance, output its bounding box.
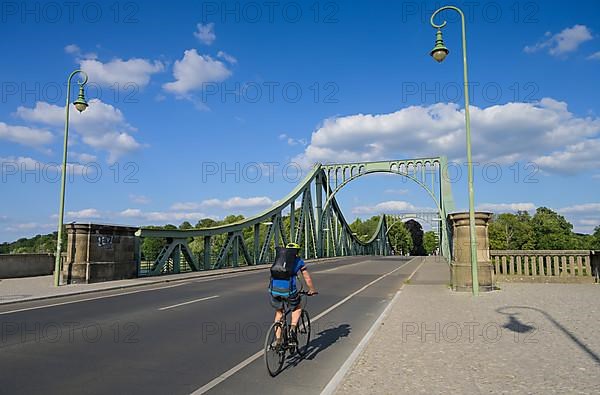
[0,256,420,395]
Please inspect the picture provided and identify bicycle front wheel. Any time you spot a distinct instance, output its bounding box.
[264,321,285,377]
[296,310,311,357]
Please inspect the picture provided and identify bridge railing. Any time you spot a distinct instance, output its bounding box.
[490,250,593,279]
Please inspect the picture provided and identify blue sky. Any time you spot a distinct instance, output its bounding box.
[1,0,600,242]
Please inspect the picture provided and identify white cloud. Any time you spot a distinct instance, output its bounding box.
[476,202,536,213]
[293,98,600,174]
[194,23,216,45]
[524,25,593,56]
[163,49,231,95]
[66,208,102,219]
[352,201,428,215]
[64,43,97,59]
[16,99,142,162]
[558,203,600,214]
[171,196,274,211]
[119,208,207,222]
[587,51,600,60]
[557,203,600,233]
[279,133,307,146]
[0,122,53,148]
[64,44,80,54]
[5,222,54,233]
[79,57,164,87]
[71,152,97,163]
[533,139,600,173]
[203,196,274,209]
[129,194,150,204]
[217,50,237,64]
[384,188,409,195]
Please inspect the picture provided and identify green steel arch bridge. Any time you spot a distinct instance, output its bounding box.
[135,157,455,276]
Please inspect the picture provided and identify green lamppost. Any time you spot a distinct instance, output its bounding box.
[429,6,479,296]
[54,70,89,287]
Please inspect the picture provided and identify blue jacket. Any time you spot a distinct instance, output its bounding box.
[269,257,305,296]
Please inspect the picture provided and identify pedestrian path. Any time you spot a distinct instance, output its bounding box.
[335,257,600,394]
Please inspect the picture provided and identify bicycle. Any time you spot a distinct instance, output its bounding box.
[264,290,315,377]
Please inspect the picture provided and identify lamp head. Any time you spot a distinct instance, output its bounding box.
[430,28,449,63]
[73,85,88,113]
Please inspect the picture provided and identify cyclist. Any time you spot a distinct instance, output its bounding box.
[269,242,317,345]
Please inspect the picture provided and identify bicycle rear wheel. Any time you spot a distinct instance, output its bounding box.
[296,310,311,357]
[264,321,285,376]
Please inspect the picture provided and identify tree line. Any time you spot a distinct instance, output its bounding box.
[2,206,598,255]
[488,207,600,250]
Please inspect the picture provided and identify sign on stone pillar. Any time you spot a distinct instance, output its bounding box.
[63,223,140,284]
[447,212,495,292]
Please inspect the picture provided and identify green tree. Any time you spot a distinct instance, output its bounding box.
[388,222,413,255]
[405,220,426,255]
[423,231,438,255]
[531,207,573,250]
[179,221,192,230]
[349,216,381,242]
[195,218,218,228]
[488,211,535,250]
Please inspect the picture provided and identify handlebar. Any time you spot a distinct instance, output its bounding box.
[299,291,318,296]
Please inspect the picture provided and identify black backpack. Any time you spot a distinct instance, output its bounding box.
[270,247,298,280]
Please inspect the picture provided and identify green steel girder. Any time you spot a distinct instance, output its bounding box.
[150,238,200,275]
[136,157,454,276]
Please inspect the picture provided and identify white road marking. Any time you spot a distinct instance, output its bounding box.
[158,295,220,311]
[316,260,370,273]
[190,259,413,395]
[0,282,190,316]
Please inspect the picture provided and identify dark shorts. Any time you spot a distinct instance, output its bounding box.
[270,292,301,310]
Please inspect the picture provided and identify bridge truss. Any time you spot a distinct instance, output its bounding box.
[135,157,454,275]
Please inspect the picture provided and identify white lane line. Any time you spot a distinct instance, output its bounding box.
[190,259,413,395]
[316,260,370,273]
[0,282,190,316]
[320,257,426,395]
[158,295,219,311]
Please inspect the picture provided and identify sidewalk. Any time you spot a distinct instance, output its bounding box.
[0,266,267,305]
[336,257,600,394]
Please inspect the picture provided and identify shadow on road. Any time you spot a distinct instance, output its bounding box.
[497,305,600,366]
[305,323,352,360]
[282,323,352,372]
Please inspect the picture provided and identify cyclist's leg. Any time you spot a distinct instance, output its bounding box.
[291,306,302,327]
[270,294,285,341]
[289,292,302,327]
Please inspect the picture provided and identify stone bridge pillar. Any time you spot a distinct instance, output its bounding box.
[448,212,495,292]
[62,223,140,284]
